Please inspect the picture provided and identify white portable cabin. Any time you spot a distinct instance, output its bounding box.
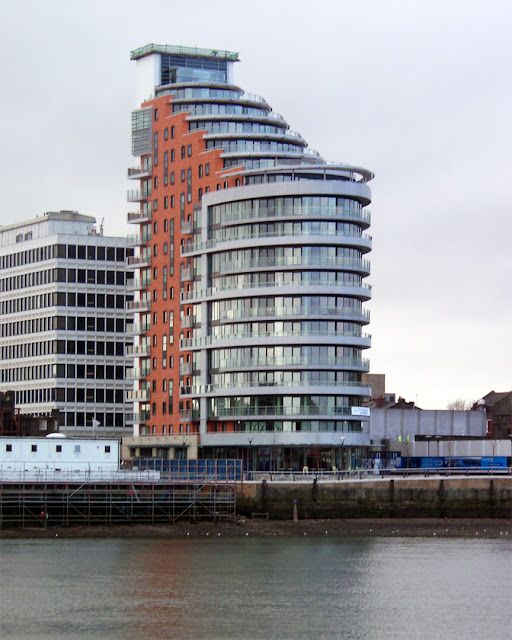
[0,435,120,478]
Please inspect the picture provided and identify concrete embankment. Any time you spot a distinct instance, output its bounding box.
[236,476,512,519]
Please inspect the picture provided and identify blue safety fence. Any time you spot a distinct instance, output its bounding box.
[397,456,509,469]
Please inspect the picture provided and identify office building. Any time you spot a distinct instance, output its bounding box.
[125,44,373,470]
[0,211,134,437]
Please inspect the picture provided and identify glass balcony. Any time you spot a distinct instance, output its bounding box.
[126,388,150,401]
[213,256,370,275]
[127,188,151,202]
[217,307,370,323]
[181,380,370,395]
[127,165,152,179]
[181,281,372,302]
[209,406,358,418]
[127,254,151,268]
[212,356,370,370]
[126,368,151,379]
[180,330,371,349]
[127,299,151,312]
[182,227,371,255]
[126,343,150,356]
[127,210,152,224]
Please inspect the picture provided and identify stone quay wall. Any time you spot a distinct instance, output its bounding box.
[236,476,512,519]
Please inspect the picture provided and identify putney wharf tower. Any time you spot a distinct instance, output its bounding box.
[125,44,373,471]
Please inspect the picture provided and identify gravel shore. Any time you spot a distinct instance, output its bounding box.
[1,518,510,539]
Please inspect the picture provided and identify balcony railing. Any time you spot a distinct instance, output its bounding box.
[126,323,151,335]
[217,307,370,323]
[181,220,195,235]
[126,368,151,380]
[181,281,372,302]
[127,233,151,246]
[127,189,151,202]
[126,412,151,424]
[127,278,151,291]
[126,388,150,401]
[127,210,152,224]
[212,356,370,370]
[127,255,151,267]
[127,165,152,179]
[208,206,370,228]
[180,315,195,329]
[180,267,196,282]
[180,330,371,349]
[210,406,362,418]
[127,299,151,312]
[213,257,370,274]
[126,343,150,356]
[181,381,370,395]
[179,362,193,375]
[182,228,372,255]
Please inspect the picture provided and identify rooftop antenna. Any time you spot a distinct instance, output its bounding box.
[100,218,104,236]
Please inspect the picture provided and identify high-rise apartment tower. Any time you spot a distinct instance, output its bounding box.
[125,44,373,470]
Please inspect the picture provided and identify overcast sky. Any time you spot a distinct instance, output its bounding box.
[1,0,510,409]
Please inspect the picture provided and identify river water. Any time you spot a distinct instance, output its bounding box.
[0,537,510,640]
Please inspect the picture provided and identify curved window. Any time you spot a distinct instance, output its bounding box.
[209,197,364,226]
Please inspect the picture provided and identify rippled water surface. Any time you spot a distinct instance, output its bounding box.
[0,536,510,640]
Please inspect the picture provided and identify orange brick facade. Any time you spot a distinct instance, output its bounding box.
[135,94,238,438]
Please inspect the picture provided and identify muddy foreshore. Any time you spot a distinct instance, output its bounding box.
[1,518,510,540]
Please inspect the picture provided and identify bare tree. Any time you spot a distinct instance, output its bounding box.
[447,399,473,410]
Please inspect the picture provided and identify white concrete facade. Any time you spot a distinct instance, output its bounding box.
[0,211,134,437]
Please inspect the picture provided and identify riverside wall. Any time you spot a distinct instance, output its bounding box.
[236,476,512,519]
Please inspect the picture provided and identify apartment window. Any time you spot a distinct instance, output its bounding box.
[170,172,175,185]
[198,164,203,178]
[205,163,210,176]
[187,144,192,157]
[170,195,175,208]
[105,445,111,453]
[181,145,185,159]
[56,445,62,453]
[164,127,168,140]
[154,108,158,121]
[164,196,168,209]
[5,444,12,452]
[154,176,158,189]
[180,169,185,182]
[164,219,168,232]
[31,445,37,452]
[170,149,175,162]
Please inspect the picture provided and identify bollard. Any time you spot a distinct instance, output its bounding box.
[293,499,298,522]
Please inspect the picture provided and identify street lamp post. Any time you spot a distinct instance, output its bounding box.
[339,436,345,474]
[248,437,253,475]
[425,435,431,472]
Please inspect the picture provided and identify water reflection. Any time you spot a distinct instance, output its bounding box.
[0,537,509,640]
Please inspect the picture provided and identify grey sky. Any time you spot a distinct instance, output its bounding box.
[1,0,510,408]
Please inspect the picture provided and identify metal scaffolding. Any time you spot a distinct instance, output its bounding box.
[0,479,237,528]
